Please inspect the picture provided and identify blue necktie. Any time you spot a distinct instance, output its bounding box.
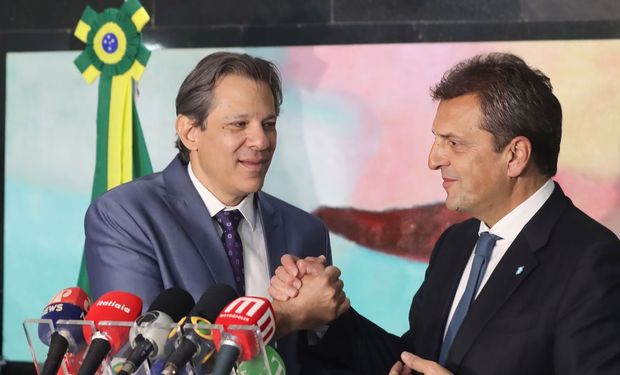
[438,231,501,365]
[215,209,245,295]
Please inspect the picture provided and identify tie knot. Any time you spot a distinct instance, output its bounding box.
[475,231,501,258]
[215,209,243,232]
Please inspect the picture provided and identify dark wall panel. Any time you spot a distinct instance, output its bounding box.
[239,23,420,46]
[0,0,154,30]
[333,0,521,22]
[521,0,620,21]
[155,0,331,27]
[1,0,620,45]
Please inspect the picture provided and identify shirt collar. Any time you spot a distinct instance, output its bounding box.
[187,162,257,231]
[479,179,555,242]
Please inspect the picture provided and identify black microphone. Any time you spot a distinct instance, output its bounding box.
[117,288,194,375]
[161,284,239,375]
[38,287,91,375]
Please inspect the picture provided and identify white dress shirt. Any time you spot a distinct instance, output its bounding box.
[443,179,555,337]
[188,163,271,299]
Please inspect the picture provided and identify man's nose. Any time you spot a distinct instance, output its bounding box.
[428,141,446,170]
[247,122,270,150]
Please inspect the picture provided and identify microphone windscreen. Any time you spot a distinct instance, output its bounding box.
[217,296,275,344]
[38,287,91,349]
[39,304,85,343]
[214,296,275,361]
[160,284,239,373]
[43,287,91,309]
[83,291,142,353]
[147,287,194,321]
[191,284,239,322]
[124,288,195,366]
[237,346,286,375]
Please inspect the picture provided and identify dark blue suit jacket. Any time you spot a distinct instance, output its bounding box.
[84,155,332,373]
[311,183,620,375]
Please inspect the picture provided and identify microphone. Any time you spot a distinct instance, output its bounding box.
[38,287,91,375]
[116,288,194,375]
[161,284,239,375]
[237,345,286,375]
[212,296,276,375]
[78,291,142,375]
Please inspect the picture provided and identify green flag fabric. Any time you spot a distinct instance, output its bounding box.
[73,0,153,293]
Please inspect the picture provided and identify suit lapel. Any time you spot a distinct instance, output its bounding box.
[447,183,570,368]
[161,157,236,287]
[448,235,539,366]
[426,222,480,358]
[257,192,286,276]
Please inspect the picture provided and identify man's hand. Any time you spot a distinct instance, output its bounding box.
[272,265,350,338]
[389,352,453,375]
[269,254,327,301]
[388,360,411,375]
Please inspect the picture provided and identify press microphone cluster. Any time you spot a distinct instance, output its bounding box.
[35,284,286,375]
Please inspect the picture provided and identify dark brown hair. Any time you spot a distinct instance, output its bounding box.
[175,52,283,162]
[431,52,562,176]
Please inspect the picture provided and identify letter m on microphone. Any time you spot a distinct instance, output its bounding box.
[220,297,275,345]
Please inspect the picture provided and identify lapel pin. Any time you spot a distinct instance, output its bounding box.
[515,266,525,275]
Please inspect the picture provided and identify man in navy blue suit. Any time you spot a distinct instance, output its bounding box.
[84,52,348,373]
[271,53,620,375]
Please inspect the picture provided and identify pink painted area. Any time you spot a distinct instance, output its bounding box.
[278,42,620,238]
[282,43,516,209]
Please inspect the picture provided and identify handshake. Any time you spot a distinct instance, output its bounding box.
[268,255,351,339]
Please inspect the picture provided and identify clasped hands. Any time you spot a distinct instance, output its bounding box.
[269,255,350,338]
[268,255,452,375]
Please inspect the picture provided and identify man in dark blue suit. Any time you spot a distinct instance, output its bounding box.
[271,53,620,375]
[84,52,348,373]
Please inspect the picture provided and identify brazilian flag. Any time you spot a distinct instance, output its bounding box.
[73,0,153,293]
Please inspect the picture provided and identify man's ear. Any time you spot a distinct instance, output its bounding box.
[176,115,199,151]
[506,136,532,178]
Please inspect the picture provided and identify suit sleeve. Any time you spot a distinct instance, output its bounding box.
[554,237,620,374]
[301,223,458,373]
[323,221,333,266]
[84,196,164,308]
[301,307,402,374]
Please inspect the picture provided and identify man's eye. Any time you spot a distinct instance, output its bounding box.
[232,122,247,128]
[263,122,277,129]
[448,140,457,146]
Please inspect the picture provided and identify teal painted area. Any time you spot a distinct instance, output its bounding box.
[331,235,427,336]
[3,179,90,361]
[266,88,379,210]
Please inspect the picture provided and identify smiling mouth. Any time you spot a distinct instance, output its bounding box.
[239,159,268,171]
[442,178,456,189]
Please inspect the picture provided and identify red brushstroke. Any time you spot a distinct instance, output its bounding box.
[314,204,470,262]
